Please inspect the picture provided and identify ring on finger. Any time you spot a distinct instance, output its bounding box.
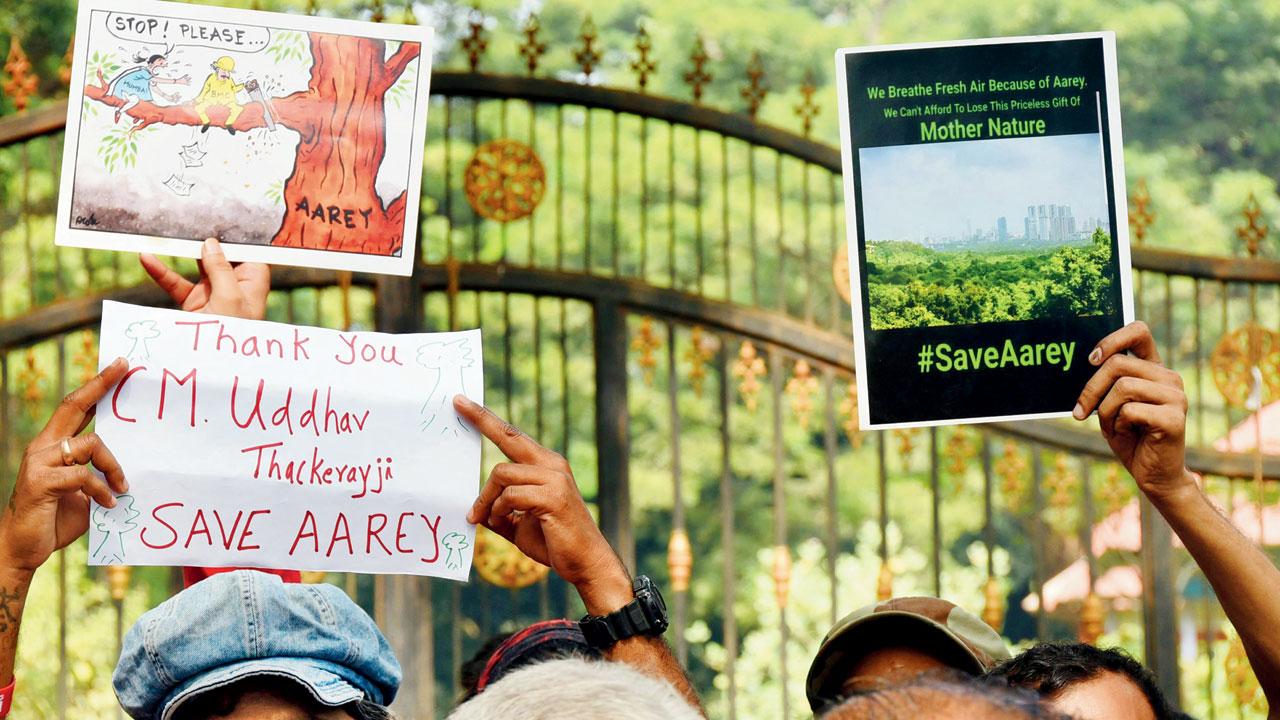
[60,438,76,466]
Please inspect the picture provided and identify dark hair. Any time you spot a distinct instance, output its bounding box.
[132,53,166,65]
[458,632,514,701]
[171,676,393,720]
[823,672,1066,720]
[986,643,1172,720]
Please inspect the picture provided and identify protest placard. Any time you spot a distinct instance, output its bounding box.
[834,32,1134,428]
[56,0,433,276]
[89,301,481,580]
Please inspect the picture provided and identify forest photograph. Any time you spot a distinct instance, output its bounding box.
[859,133,1119,330]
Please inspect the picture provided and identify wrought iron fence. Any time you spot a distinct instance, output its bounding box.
[0,7,1277,719]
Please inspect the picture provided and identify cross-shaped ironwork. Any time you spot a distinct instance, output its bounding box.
[1237,193,1269,258]
[460,7,488,72]
[683,36,712,104]
[574,15,602,79]
[631,25,657,92]
[518,14,547,76]
[794,74,820,137]
[1128,178,1155,244]
[741,51,768,119]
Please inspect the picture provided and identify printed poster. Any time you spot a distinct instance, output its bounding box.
[834,32,1133,428]
[56,0,434,276]
[90,301,481,580]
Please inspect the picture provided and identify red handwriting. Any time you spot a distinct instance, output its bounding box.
[174,319,312,361]
[229,382,369,437]
[141,502,271,551]
[159,368,198,428]
[286,510,443,564]
[240,442,391,499]
[111,365,147,423]
[335,334,404,367]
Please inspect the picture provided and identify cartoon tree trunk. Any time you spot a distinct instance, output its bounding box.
[83,33,419,255]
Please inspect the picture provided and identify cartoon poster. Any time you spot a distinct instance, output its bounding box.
[834,33,1133,428]
[56,0,434,276]
[90,301,482,580]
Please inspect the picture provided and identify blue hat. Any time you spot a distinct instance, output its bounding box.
[113,570,401,720]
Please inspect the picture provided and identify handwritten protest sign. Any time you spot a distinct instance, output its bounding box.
[89,301,481,580]
[57,0,434,275]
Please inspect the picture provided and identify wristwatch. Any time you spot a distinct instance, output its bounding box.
[579,575,670,649]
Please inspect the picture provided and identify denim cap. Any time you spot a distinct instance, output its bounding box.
[113,570,401,720]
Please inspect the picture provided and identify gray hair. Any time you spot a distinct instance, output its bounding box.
[446,657,702,720]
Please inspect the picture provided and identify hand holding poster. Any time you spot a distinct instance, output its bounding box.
[90,301,481,580]
[834,32,1133,428]
[57,0,434,275]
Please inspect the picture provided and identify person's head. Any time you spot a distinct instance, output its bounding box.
[821,674,1062,720]
[806,596,1011,714]
[114,570,402,720]
[986,642,1172,720]
[447,657,702,720]
[458,620,602,702]
[132,52,167,69]
[212,55,235,79]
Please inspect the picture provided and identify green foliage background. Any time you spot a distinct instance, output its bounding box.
[868,229,1117,329]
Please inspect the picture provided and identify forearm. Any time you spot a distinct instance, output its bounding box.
[0,567,33,685]
[1151,477,1280,701]
[577,567,704,715]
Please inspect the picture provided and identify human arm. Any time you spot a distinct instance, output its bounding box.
[0,359,132,686]
[1075,321,1280,707]
[139,237,270,320]
[453,395,704,715]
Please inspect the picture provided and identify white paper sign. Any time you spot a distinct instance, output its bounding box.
[89,301,481,580]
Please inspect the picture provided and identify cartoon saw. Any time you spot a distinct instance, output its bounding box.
[244,79,280,132]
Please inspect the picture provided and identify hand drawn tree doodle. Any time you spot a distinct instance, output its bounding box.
[124,319,161,362]
[442,532,470,572]
[81,33,420,255]
[91,494,141,564]
[417,339,476,436]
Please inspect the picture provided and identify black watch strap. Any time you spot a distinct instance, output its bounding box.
[579,575,669,649]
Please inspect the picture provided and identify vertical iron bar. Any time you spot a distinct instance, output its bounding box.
[718,346,738,720]
[639,117,649,279]
[1031,446,1046,638]
[829,173,840,331]
[802,163,813,323]
[1140,494,1182,704]
[556,106,565,270]
[611,112,620,275]
[769,349,789,719]
[982,436,994,578]
[21,144,35,309]
[595,300,633,570]
[775,153,785,313]
[930,427,941,597]
[1193,278,1204,446]
[667,322,687,665]
[668,122,677,287]
[1080,459,1096,586]
[722,135,731,301]
[823,369,839,625]
[584,108,593,271]
[444,97,453,260]
[694,129,704,294]
[527,100,537,265]
[749,146,759,305]
[878,431,888,564]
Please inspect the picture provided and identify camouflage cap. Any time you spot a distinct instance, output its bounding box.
[805,596,1010,713]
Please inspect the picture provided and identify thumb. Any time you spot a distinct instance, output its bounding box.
[200,237,238,301]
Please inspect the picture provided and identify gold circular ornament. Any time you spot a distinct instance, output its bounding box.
[464,139,546,223]
[474,525,550,589]
[833,244,852,304]
[1210,322,1280,408]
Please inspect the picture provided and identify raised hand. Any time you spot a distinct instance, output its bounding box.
[0,358,131,573]
[453,395,631,607]
[1073,321,1192,499]
[140,237,270,321]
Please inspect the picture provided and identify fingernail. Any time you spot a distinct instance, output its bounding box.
[106,497,117,508]
[454,394,477,409]
[466,508,478,524]
[1072,403,1085,420]
[110,356,127,369]
[1088,347,1102,365]
[203,237,222,256]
